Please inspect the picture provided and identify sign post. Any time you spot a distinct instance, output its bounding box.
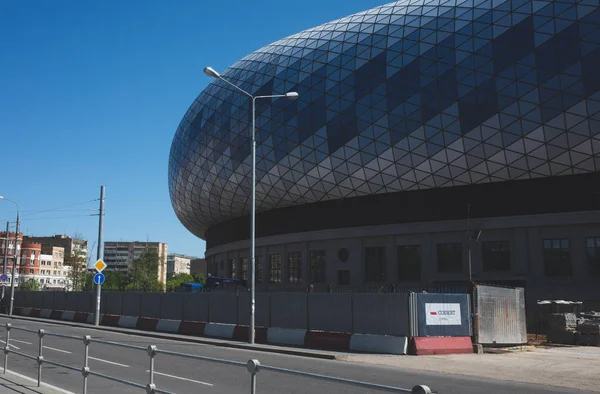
[93,258,106,326]
[94,185,105,327]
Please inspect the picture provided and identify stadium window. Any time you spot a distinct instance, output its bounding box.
[241,257,249,280]
[437,243,463,273]
[337,270,350,286]
[397,245,421,281]
[543,239,572,277]
[482,241,511,272]
[309,250,326,283]
[256,255,264,283]
[288,252,302,284]
[586,238,600,278]
[269,254,281,284]
[364,247,386,282]
[229,258,236,278]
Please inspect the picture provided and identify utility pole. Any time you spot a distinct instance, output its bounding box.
[2,221,9,302]
[9,210,20,315]
[94,185,105,326]
[467,202,472,283]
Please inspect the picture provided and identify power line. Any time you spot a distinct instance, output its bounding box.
[15,214,97,221]
[18,199,99,218]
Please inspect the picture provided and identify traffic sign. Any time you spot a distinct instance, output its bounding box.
[93,273,105,285]
[94,259,106,272]
[0,274,7,283]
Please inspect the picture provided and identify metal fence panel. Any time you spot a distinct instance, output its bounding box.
[412,293,471,337]
[208,293,237,324]
[76,292,94,313]
[352,294,409,336]
[475,285,527,345]
[237,293,270,327]
[103,292,123,315]
[65,293,78,312]
[270,293,308,329]
[140,292,161,319]
[121,292,142,316]
[53,292,67,311]
[182,293,209,322]
[308,294,353,332]
[160,293,184,320]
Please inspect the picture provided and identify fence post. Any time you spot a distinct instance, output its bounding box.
[3,323,10,373]
[146,345,157,394]
[37,329,45,387]
[82,335,91,394]
[411,385,432,394]
[246,359,260,394]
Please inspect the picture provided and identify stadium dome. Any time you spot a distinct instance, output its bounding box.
[169,0,600,244]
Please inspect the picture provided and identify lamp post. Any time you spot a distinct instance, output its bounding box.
[0,196,20,316]
[203,66,299,344]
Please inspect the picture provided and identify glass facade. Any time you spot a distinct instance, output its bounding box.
[169,0,600,241]
[543,239,571,277]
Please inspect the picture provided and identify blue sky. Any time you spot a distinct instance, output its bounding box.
[0,0,385,260]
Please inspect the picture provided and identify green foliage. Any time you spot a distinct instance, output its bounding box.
[20,279,41,291]
[191,272,205,284]
[128,248,164,292]
[166,273,194,292]
[103,271,129,291]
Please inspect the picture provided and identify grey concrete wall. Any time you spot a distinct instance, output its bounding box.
[208,293,237,324]
[42,292,54,310]
[33,292,44,309]
[352,294,409,336]
[104,292,123,315]
[237,293,270,326]
[122,292,142,316]
[140,292,161,319]
[182,293,209,322]
[270,293,308,329]
[160,293,184,320]
[308,293,353,332]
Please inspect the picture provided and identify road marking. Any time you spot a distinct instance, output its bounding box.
[11,339,32,345]
[0,340,20,350]
[43,346,72,354]
[89,356,129,368]
[145,370,213,386]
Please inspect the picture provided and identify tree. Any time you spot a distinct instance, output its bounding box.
[191,272,205,284]
[20,279,41,291]
[64,242,87,291]
[166,273,194,292]
[128,248,164,291]
[103,271,129,291]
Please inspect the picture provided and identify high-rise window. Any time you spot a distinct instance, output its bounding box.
[586,238,600,277]
[543,239,571,277]
[437,243,463,273]
[482,241,511,272]
[256,255,264,283]
[309,250,326,283]
[365,247,386,282]
[241,257,249,280]
[269,254,281,284]
[397,245,421,281]
[288,252,302,284]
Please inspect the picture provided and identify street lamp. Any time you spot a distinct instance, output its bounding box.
[204,66,299,344]
[0,196,20,316]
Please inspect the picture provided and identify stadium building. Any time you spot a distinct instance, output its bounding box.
[169,0,600,306]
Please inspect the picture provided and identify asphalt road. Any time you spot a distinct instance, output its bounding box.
[0,317,594,394]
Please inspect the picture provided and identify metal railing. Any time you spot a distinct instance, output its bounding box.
[2,322,434,394]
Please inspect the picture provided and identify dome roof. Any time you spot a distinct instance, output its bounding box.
[169,0,600,239]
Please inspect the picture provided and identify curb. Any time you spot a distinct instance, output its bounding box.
[6,308,410,355]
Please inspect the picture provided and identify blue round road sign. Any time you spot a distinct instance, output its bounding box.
[94,273,105,285]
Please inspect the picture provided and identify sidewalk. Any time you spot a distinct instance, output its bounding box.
[0,369,73,394]
[338,345,600,392]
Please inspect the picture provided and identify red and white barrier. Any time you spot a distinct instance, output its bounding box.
[11,308,475,355]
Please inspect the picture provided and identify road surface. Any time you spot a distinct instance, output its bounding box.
[0,317,593,394]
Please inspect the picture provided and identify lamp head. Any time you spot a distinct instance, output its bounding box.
[203,67,221,79]
[285,92,299,100]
